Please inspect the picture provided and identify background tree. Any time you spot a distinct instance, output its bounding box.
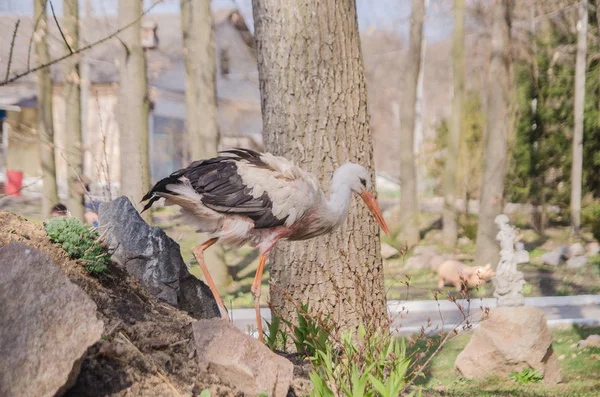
[442,0,465,247]
[34,0,59,217]
[399,0,426,247]
[118,0,151,222]
[180,0,229,292]
[64,0,85,221]
[252,0,387,331]
[571,0,588,234]
[180,0,219,163]
[474,0,513,268]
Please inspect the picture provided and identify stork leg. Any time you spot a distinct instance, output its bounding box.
[192,238,229,320]
[251,254,267,342]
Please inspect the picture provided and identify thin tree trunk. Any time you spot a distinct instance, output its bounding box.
[64,0,85,221]
[34,0,59,218]
[180,0,229,291]
[118,0,151,222]
[474,0,513,268]
[571,0,587,234]
[443,0,465,247]
[399,0,425,247]
[180,0,219,163]
[252,0,387,332]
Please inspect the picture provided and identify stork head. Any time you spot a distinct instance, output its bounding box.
[336,163,390,236]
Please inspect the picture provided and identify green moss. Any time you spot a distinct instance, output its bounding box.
[44,217,110,274]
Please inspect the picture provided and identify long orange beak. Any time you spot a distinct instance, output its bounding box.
[360,190,389,236]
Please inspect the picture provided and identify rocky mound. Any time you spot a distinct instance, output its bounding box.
[0,212,240,396]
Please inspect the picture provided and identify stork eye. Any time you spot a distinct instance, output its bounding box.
[359,178,367,187]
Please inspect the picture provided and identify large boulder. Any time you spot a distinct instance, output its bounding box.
[569,243,585,257]
[566,255,588,269]
[193,319,294,397]
[585,242,600,256]
[99,196,219,319]
[455,306,560,384]
[0,242,104,397]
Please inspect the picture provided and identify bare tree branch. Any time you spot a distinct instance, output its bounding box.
[1,0,164,87]
[49,0,73,54]
[5,19,21,81]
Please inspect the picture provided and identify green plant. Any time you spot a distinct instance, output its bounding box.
[509,368,544,384]
[199,390,211,397]
[309,325,418,397]
[263,314,290,351]
[281,303,331,357]
[45,217,109,274]
[582,202,600,241]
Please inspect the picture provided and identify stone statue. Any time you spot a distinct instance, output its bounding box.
[493,214,527,307]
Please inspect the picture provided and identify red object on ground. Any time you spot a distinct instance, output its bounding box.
[6,170,23,197]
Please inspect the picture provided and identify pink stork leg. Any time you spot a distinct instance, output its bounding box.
[251,254,267,342]
[192,238,230,320]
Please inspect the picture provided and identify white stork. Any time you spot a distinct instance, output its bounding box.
[141,148,389,341]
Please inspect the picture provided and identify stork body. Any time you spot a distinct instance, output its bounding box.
[142,149,388,341]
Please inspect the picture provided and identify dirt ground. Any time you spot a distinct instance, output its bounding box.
[0,212,307,396]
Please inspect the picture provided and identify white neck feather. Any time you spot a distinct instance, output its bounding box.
[323,170,353,230]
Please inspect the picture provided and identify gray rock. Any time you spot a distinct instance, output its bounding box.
[429,254,450,271]
[542,251,563,266]
[380,243,400,259]
[412,245,439,256]
[585,242,600,256]
[557,245,570,260]
[457,236,472,246]
[566,256,588,269]
[193,319,293,397]
[0,242,104,397]
[455,306,560,384]
[99,196,220,319]
[403,254,432,271]
[569,243,585,258]
[578,334,600,348]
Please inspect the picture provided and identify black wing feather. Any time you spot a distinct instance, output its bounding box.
[141,149,287,229]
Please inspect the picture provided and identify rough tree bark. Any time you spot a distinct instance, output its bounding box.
[180,0,229,291]
[64,0,85,221]
[118,0,151,222]
[180,0,220,163]
[252,0,388,332]
[34,0,59,217]
[571,0,587,234]
[399,0,425,247]
[443,0,465,248]
[474,0,513,268]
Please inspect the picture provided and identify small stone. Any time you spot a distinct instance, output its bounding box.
[542,251,563,266]
[570,343,578,349]
[582,335,600,348]
[566,256,588,269]
[403,254,432,271]
[457,236,472,246]
[569,243,585,257]
[572,353,577,359]
[413,245,439,256]
[193,318,293,397]
[558,354,566,361]
[585,242,600,256]
[380,243,400,259]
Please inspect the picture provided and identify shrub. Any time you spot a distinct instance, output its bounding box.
[45,217,110,274]
[582,202,600,241]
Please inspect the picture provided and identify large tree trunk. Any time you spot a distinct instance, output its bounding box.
[34,0,59,218]
[474,0,513,268]
[571,0,587,234]
[252,0,387,332]
[442,0,465,248]
[399,0,425,247]
[118,0,151,222]
[180,0,220,162]
[64,0,85,221]
[180,0,229,292]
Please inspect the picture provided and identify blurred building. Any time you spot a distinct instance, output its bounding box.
[0,8,262,195]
